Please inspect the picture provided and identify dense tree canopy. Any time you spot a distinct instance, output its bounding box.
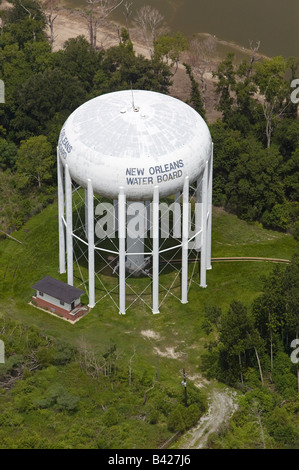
[210,50,298,234]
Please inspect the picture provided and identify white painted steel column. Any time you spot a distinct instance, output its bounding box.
[195,177,202,252]
[200,162,208,288]
[207,143,213,270]
[57,149,65,274]
[87,179,95,308]
[118,188,126,315]
[181,176,189,304]
[173,191,181,239]
[152,186,159,314]
[85,189,88,240]
[65,164,73,286]
[113,199,118,232]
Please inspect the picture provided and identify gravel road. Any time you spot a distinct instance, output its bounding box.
[179,388,238,449]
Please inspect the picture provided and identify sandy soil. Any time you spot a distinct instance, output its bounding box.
[140,329,161,340]
[153,346,184,359]
[51,8,121,52]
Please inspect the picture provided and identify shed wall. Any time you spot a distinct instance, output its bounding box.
[35,291,80,311]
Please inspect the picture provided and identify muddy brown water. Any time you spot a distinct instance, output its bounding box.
[65,0,298,58]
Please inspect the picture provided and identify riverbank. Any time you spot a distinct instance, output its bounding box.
[48,7,224,121]
[1,1,267,122]
[49,7,271,122]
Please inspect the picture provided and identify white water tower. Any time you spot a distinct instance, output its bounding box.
[57,90,213,314]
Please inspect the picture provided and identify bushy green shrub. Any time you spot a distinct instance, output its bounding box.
[102,407,119,427]
[167,404,186,433]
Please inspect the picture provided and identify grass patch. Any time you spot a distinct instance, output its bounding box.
[0,199,297,374]
[0,198,297,448]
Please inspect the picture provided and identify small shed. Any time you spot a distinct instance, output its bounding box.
[32,276,85,320]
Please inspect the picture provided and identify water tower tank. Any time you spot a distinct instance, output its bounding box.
[57,90,213,314]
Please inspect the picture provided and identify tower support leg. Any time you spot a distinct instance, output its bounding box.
[195,177,202,252]
[152,186,159,314]
[118,188,126,315]
[87,179,95,308]
[200,162,208,288]
[65,164,73,286]
[181,176,189,304]
[207,144,213,270]
[57,149,65,274]
[85,189,88,240]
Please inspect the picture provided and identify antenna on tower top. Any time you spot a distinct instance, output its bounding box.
[130,82,139,112]
[130,82,135,108]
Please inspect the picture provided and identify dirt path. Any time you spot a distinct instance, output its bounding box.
[179,388,238,449]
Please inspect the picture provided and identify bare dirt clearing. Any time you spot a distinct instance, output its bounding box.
[140,329,161,341]
[178,388,239,449]
[153,346,184,359]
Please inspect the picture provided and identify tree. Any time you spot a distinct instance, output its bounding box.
[43,0,58,51]
[213,51,262,135]
[225,138,284,221]
[22,40,54,73]
[154,32,187,74]
[282,149,299,202]
[94,40,172,96]
[283,253,299,340]
[209,121,246,206]
[16,135,54,187]
[0,8,7,35]
[5,0,47,46]
[219,301,254,385]
[0,138,17,170]
[122,0,132,37]
[12,68,87,139]
[82,0,123,49]
[167,404,185,432]
[0,43,33,117]
[252,266,285,371]
[4,16,47,46]
[213,52,236,122]
[272,351,298,397]
[7,0,46,24]
[134,5,165,58]
[267,407,298,445]
[184,63,206,119]
[229,59,259,135]
[253,56,290,148]
[187,35,217,108]
[272,118,299,159]
[55,35,103,92]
